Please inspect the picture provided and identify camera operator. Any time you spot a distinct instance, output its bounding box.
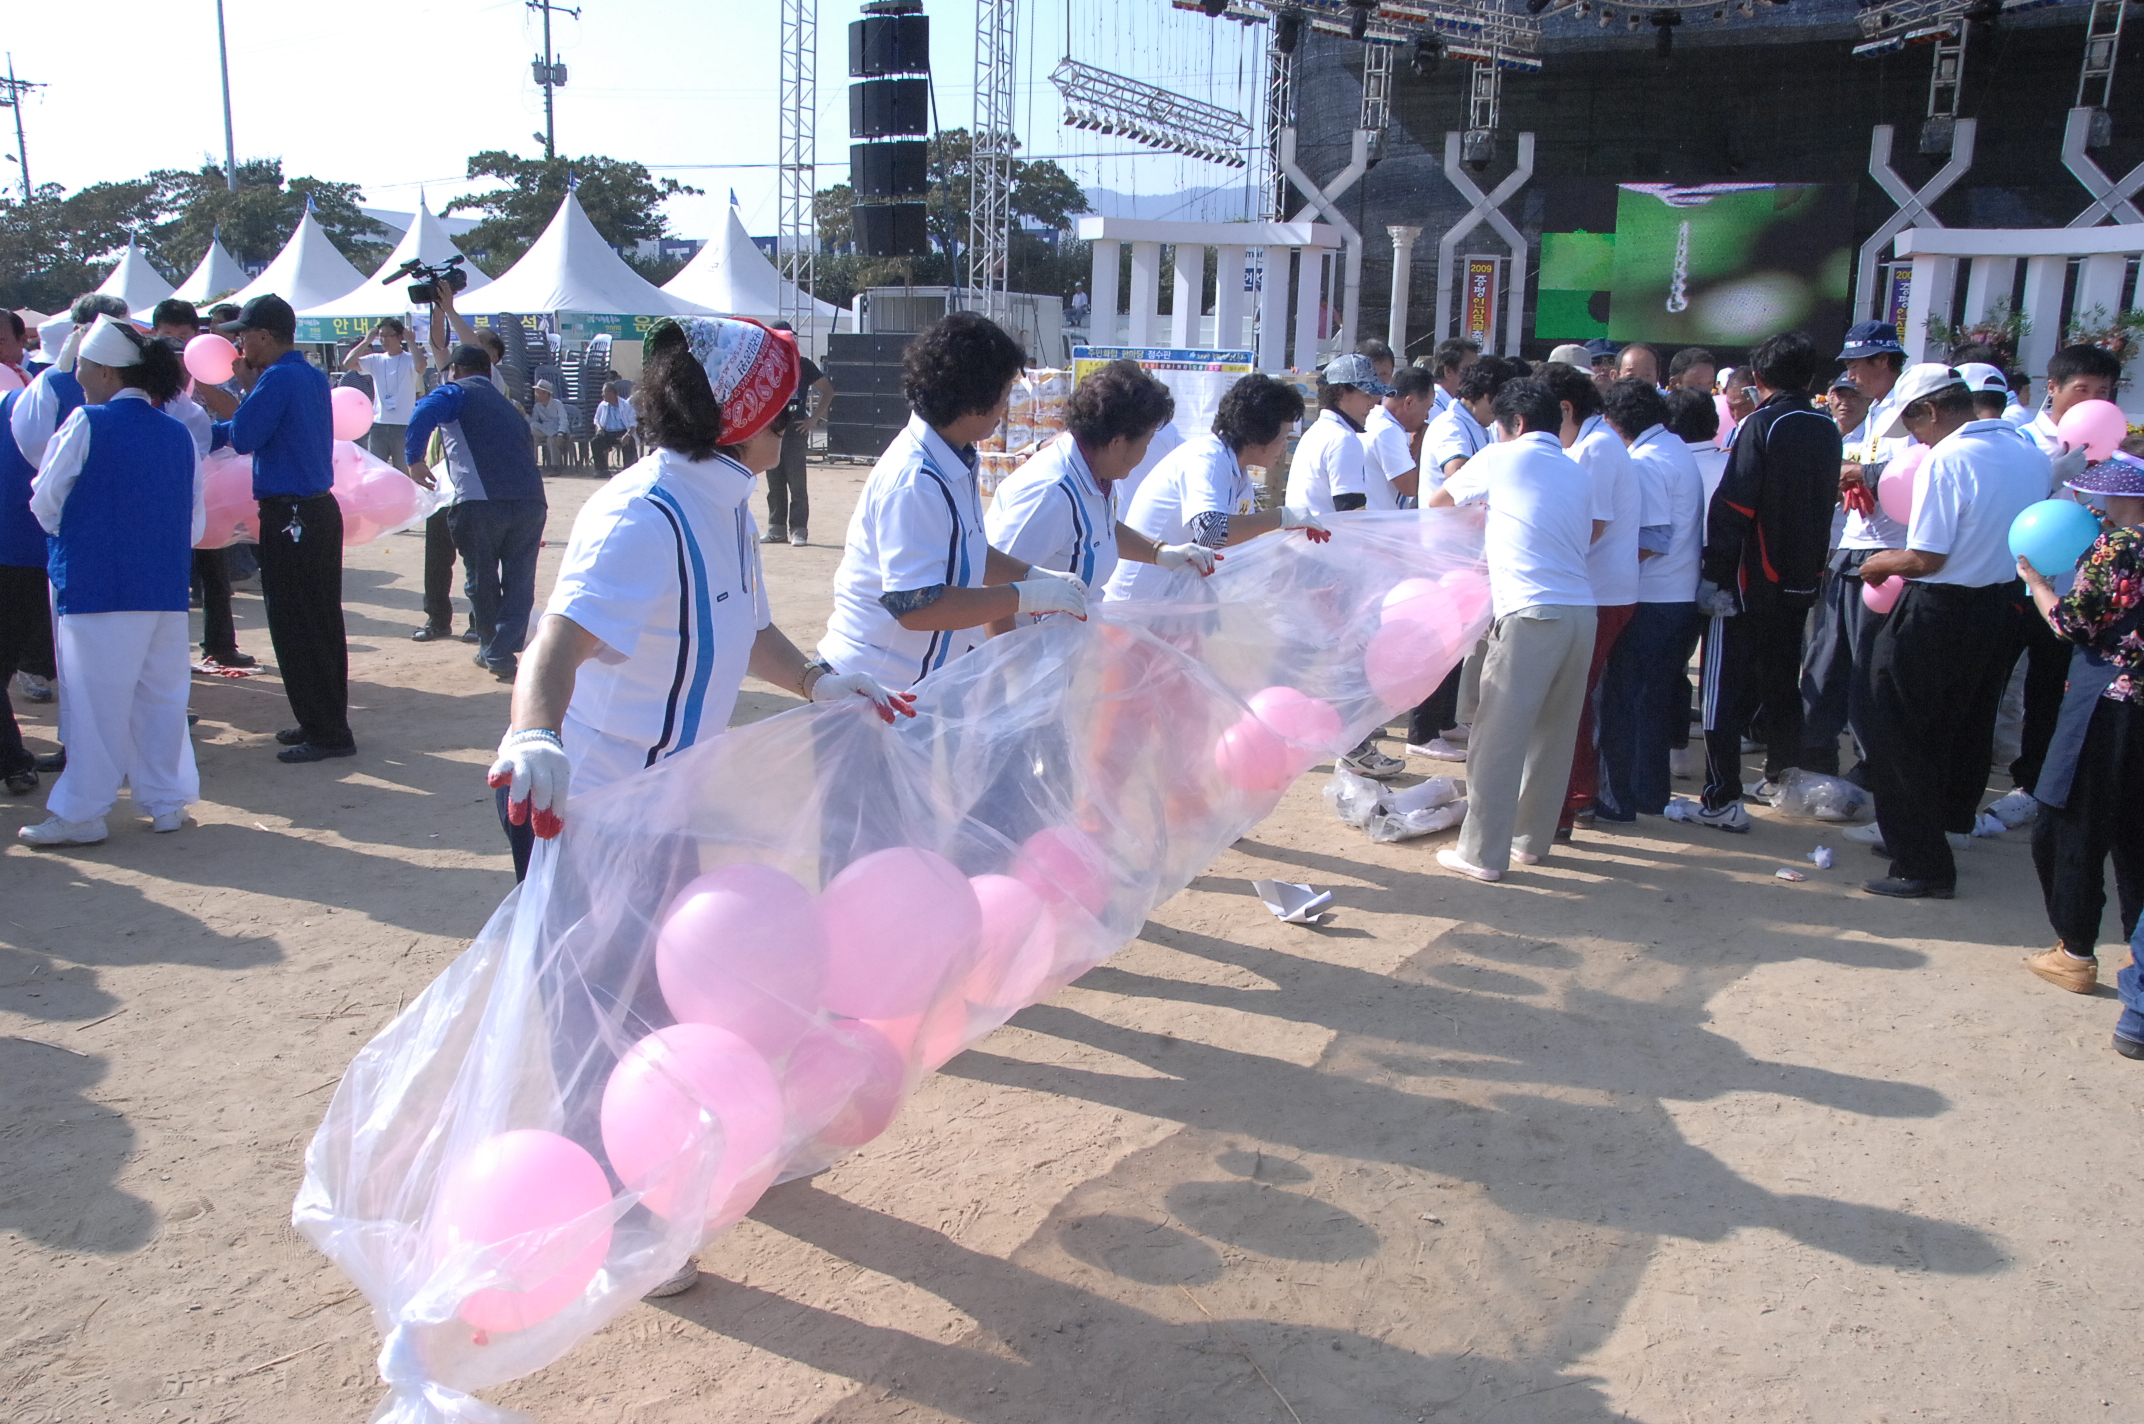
[339,319,419,470]
[427,280,512,403]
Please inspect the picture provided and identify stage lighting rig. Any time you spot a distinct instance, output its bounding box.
[1050,57,1252,168]
[1177,2,1545,71]
[1650,8,1681,53]
[1412,30,1445,72]
[1275,8,1305,51]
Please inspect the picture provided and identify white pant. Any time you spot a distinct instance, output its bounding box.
[48,610,199,822]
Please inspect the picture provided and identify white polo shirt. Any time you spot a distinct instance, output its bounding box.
[1571,413,1639,606]
[1441,431,1597,619]
[1104,433,1255,603]
[358,350,418,426]
[1627,425,1705,603]
[1359,404,1413,510]
[1910,418,2050,587]
[1839,386,1908,550]
[1285,408,1363,512]
[822,413,993,688]
[985,432,1119,595]
[1686,439,1729,506]
[1423,401,1489,481]
[546,447,771,797]
[1116,419,1183,512]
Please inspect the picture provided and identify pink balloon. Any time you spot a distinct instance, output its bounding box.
[600,1024,784,1229]
[2057,397,2129,461]
[1015,825,1112,916]
[434,1129,612,1334]
[1438,568,1492,626]
[1714,393,1735,448]
[965,874,1052,1010]
[183,333,236,385]
[358,467,420,529]
[655,863,827,1058]
[330,386,376,442]
[1876,445,1926,524]
[1214,715,1294,793]
[867,994,974,1074]
[1365,616,1454,708]
[783,1020,910,1150]
[1248,686,1344,769]
[820,847,983,1021]
[1378,577,1443,622]
[1861,573,1903,614]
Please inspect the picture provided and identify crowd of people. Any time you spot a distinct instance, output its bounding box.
[4,290,2140,1069]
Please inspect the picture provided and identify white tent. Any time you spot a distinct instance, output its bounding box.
[170,234,251,307]
[299,200,492,338]
[662,205,845,350]
[220,210,367,316]
[453,191,714,322]
[95,241,176,321]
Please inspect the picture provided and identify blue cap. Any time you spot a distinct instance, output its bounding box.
[1582,338,1621,358]
[1320,352,1396,397]
[1839,320,1906,360]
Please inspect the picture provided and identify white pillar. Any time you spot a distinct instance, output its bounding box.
[1089,238,1121,347]
[1171,244,1203,348]
[2019,254,2066,385]
[1214,245,1248,352]
[1959,256,2015,324]
[1387,225,1421,359]
[1256,247,1290,371]
[2079,252,2127,322]
[1901,255,1956,364]
[1293,247,1326,371]
[1127,241,1161,346]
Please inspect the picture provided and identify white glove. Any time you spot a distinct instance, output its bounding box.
[487,728,571,838]
[1015,569,1089,618]
[1155,541,1218,575]
[810,669,918,722]
[1695,578,1740,618]
[2051,444,2091,486]
[1280,505,1329,535]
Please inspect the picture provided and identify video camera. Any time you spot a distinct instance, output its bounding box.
[383,254,469,306]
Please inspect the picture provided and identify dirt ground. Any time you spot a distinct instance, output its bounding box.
[3,459,2140,1424]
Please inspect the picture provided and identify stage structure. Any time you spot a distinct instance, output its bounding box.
[1078,215,1339,372]
[778,0,817,333]
[971,0,1017,322]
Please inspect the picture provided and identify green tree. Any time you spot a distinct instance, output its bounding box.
[148,159,388,277]
[446,152,702,276]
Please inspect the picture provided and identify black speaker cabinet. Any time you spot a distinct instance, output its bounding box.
[849,77,929,138]
[849,12,929,77]
[851,140,930,199]
[853,202,929,257]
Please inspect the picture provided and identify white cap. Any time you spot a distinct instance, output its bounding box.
[1877,362,1968,439]
[1546,343,1592,367]
[36,314,73,354]
[76,314,144,370]
[1955,361,2009,394]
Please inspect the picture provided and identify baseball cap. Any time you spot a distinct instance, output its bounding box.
[216,294,297,341]
[1839,320,1906,361]
[1320,351,1396,397]
[1828,373,1860,394]
[1955,361,2009,394]
[1547,343,1593,367]
[1582,338,1621,360]
[1877,363,1968,439]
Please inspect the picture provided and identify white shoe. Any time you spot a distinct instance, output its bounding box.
[1408,738,1468,763]
[1740,737,1762,754]
[1443,723,1470,745]
[642,1255,700,1299]
[150,810,185,833]
[1744,778,1783,802]
[1341,746,1407,780]
[1669,747,1693,780]
[1667,798,1750,833]
[1436,847,1500,882]
[1947,830,1973,849]
[18,815,108,846]
[1986,788,2040,829]
[15,672,53,703]
[1510,849,1542,865]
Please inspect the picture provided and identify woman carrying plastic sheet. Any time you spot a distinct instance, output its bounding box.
[486,317,914,878]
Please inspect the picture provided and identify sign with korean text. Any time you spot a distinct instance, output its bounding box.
[1463,257,1499,350]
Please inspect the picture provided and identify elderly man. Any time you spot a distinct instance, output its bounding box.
[528,379,572,468]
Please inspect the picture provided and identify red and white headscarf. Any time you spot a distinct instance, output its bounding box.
[670,316,799,446]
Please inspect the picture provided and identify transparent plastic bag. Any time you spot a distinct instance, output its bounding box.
[294,510,1489,1423]
[1323,766,1384,829]
[196,438,441,550]
[1764,767,1870,822]
[1367,797,1467,842]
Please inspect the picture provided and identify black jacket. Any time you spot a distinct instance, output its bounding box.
[1700,391,1842,611]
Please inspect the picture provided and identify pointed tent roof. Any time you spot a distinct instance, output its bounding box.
[299,200,492,321]
[453,191,715,319]
[221,210,368,314]
[170,234,251,307]
[662,205,842,323]
[95,241,176,321]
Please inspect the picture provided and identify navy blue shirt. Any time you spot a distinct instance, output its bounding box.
[211,350,333,498]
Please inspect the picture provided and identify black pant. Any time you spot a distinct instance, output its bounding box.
[1862,580,2019,886]
[1798,549,1883,775]
[1598,601,1703,819]
[257,493,353,749]
[765,427,810,533]
[421,509,459,632]
[1700,601,1811,810]
[2032,697,2144,954]
[591,430,636,472]
[0,563,48,777]
[193,547,238,659]
[2006,600,2071,793]
[445,499,546,670]
[1409,660,1466,744]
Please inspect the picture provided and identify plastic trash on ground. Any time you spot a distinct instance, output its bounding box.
[1252,880,1333,923]
[1367,797,1467,843]
[1323,766,1384,828]
[1760,768,1870,822]
[1807,846,1835,869]
[293,509,1491,1423]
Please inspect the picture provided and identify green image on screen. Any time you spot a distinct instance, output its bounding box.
[1537,231,1614,340]
[1606,183,1851,345]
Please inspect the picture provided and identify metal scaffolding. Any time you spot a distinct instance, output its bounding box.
[970,0,1018,319]
[777,0,817,334]
[1264,40,1295,220]
[1359,39,1394,160]
[2078,0,2125,111]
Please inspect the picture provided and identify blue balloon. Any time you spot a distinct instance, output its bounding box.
[2009,499,2103,576]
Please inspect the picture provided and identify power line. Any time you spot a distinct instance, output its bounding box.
[528,0,579,159]
[1,53,47,201]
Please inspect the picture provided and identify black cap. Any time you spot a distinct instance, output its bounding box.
[1582,338,1621,359]
[216,294,296,341]
[1838,320,1905,361]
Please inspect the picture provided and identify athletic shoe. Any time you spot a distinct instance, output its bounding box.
[1511,849,1543,865]
[2024,944,2098,994]
[1668,798,1750,833]
[277,742,357,764]
[1444,723,1471,745]
[1740,736,1762,754]
[459,629,480,645]
[203,650,257,669]
[1407,738,1468,763]
[789,527,809,546]
[15,672,54,703]
[1341,746,1407,780]
[643,1256,701,1298]
[2114,1034,2144,1061]
[761,527,789,545]
[149,810,185,834]
[18,815,107,847]
[1668,747,1693,780]
[409,625,452,642]
[1863,875,1954,899]
[1744,778,1783,802]
[1436,847,1500,882]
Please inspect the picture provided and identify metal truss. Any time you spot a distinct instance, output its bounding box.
[1052,58,1252,165]
[971,0,1017,318]
[777,0,815,332]
[1360,38,1394,159]
[1264,41,1295,219]
[1176,1,1544,69]
[2077,0,2124,109]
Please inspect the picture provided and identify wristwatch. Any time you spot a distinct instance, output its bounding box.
[800,657,834,698]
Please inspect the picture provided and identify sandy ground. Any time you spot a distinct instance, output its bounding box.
[3,459,2141,1424]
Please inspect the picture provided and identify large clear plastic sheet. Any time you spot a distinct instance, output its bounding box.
[293,508,1492,1423]
[196,439,442,550]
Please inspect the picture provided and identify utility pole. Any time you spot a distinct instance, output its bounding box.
[527,0,578,160]
[1,54,45,201]
[212,2,237,190]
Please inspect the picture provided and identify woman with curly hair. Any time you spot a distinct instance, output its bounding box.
[484,317,914,878]
[818,312,1090,687]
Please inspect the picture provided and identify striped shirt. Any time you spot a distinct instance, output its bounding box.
[985,432,1118,601]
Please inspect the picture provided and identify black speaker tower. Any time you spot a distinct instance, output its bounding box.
[850,0,930,257]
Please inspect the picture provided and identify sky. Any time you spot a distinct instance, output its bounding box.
[3,0,1272,254]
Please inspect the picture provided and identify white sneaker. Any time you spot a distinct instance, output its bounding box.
[15,672,53,703]
[1407,738,1468,763]
[1444,723,1471,745]
[1986,788,2040,829]
[1436,847,1500,882]
[1744,778,1783,802]
[1669,747,1694,779]
[1511,849,1542,865]
[1740,737,1763,754]
[1666,798,1750,833]
[150,810,185,833]
[642,1255,700,1299]
[1341,746,1407,780]
[18,815,108,846]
